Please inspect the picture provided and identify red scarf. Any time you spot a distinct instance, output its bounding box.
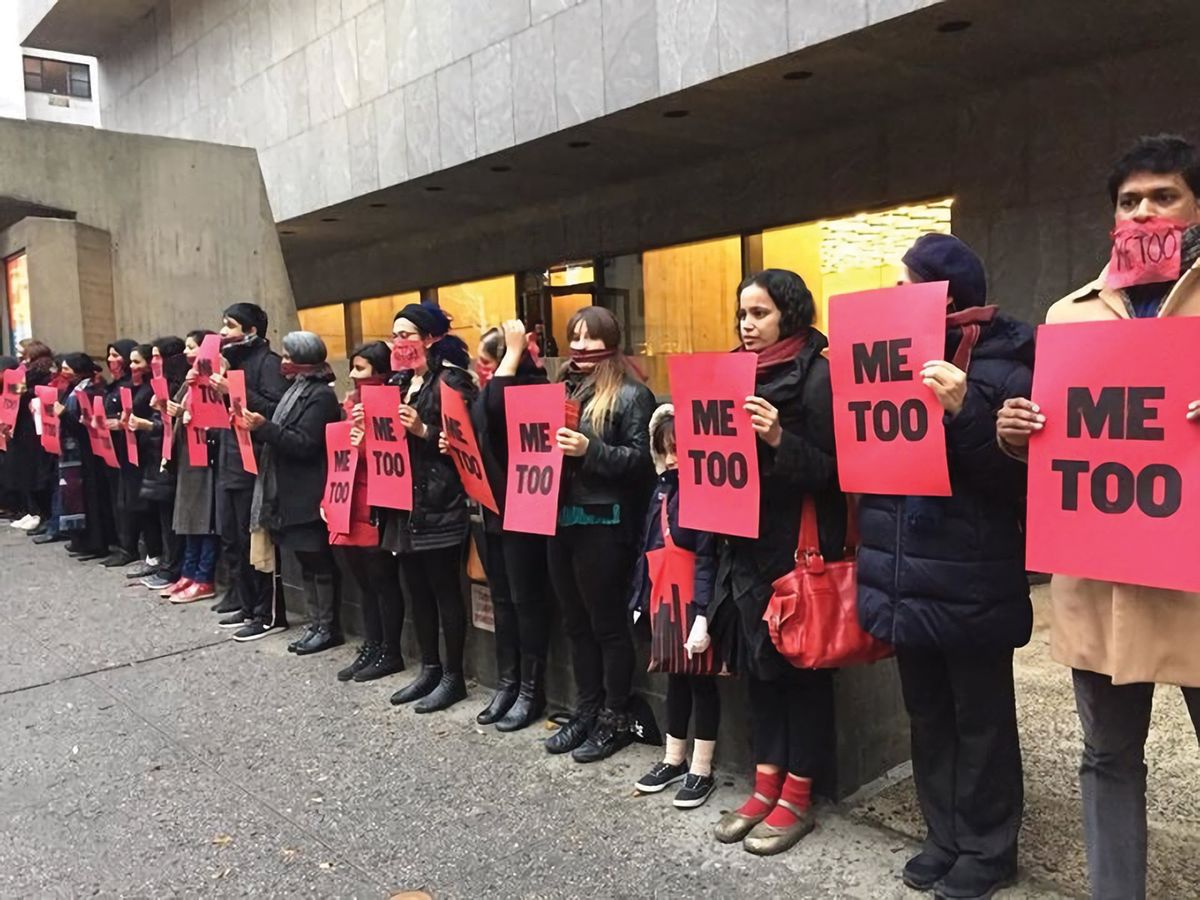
[946,306,997,371]
[742,330,810,376]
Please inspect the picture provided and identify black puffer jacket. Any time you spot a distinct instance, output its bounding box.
[381,364,477,553]
[856,313,1035,651]
[709,331,847,681]
[560,370,657,527]
[218,338,288,491]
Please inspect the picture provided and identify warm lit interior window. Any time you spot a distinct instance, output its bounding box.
[296,303,347,359]
[360,292,420,344]
[437,275,518,352]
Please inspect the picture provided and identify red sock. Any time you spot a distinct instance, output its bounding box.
[735,769,785,818]
[763,775,812,827]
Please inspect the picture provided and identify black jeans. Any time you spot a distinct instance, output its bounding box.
[218,487,274,622]
[749,667,835,779]
[897,647,1024,881]
[398,544,466,674]
[335,547,403,649]
[153,498,182,578]
[294,547,337,629]
[547,523,637,713]
[503,530,552,662]
[666,674,720,741]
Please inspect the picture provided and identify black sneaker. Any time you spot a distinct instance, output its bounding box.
[572,709,634,763]
[101,551,137,568]
[124,560,158,578]
[141,573,174,590]
[904,851,955,892]
[217,613,250,629]
[337,643,380,682]
[635,761,688,793]
[673,773,717,809]
[353,650,405,682]
[232,620,287,642]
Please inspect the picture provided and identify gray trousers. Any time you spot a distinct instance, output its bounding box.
[1072,669,1200,900]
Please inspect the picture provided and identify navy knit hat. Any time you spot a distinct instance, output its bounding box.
[902,234,987,309]
[223,301,269,336]
[395,302,451,338]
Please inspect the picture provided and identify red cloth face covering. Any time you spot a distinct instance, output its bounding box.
[739,330,809,376]
[107,359,125,379]
[391,338,426,371]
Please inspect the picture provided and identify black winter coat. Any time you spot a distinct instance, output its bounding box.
[628,469,718,616]
[218,339,288,491]
[381,364,476,553]
[255,376,340,532]
[857,313,1035,651]
[710,331,847,681]
[560,371,657,527]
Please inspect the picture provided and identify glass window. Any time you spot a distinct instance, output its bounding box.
[296,303,347,359]
[22,56,91,99]
[5,253,32,356]
[360,292,420,344]
[68,64,91,99]
[437,275,517,352]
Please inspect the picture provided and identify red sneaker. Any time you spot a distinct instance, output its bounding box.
[171,582,216,604]
[160,577,193,599]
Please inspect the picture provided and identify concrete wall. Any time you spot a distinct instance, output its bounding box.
[0,117,297,346]
[0,2,27,120]
[94,0,941,220]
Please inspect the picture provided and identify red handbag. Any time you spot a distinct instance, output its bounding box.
[763,496,892,669]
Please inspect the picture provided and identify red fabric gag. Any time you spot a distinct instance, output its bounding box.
[131,368,147,386]
[526,334,544,369]
[107,359,125,379]
[567,347,617,365]
[1106,216,1188,289]
[946,305,998,371]
[391,338,425,371]
[280,361,322,379]
[476,358,497,387]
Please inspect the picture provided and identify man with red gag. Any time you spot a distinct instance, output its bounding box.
[998,134,1200,900]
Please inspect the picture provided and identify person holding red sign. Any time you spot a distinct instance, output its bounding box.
[54,354,115,559]
[709,269,845,857]
[629,406,725,809]
[213,304,289,628]
[114,345,167,581]
[544,306,657,763]
[161,331,222,604]
[241,331,340,647]
[332,341,407,684]
[469,321,553,731]
[100,339,153,570]
[379,304,477,713]
[855,235,1034,898]
[4,341,56,534]
[998,134,1200,900]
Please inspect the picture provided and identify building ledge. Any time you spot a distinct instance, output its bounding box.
[20,0,157,56]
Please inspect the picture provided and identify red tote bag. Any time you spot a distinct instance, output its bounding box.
[763,496,892,669]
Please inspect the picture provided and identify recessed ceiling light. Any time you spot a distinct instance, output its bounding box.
[662,109,689,119]
[424,185,445,192]
[567,140,591,149]
[936,19,971,33]
[320,217,338,223]
[279,230,296,235]
[782,70,813,81]
[490,164,512,172]
[369,202,388,208]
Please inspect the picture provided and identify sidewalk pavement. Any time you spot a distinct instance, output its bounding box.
[0,529,1082,898]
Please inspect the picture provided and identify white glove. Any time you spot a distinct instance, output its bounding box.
[684,615,711,658]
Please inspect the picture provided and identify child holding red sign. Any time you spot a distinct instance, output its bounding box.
[629,405,725,809]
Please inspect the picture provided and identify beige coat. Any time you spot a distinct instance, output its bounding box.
[1041,260,1200,687]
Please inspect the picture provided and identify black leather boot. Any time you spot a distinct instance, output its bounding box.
[337,643,380,681]
[414,672,468,713]
[353,646,405,682]
[572,708,634,763]
[288,624,317,653]
[294,625,343,656]
[545,706,597,755]
[476,676,519,725]
[390,664,443,705]
[496,658,546,733]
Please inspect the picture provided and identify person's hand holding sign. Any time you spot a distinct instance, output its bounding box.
[166,400,184,418]
[53,401,65,417]
[209,370,228,396]
[921,360,968,418]
[1188,399,1200,423]
[744,396,782,448]
[997,397,1045,449]
[127,414,154,432]
[556,427,590,457]
[398,403,428,438]
[242,410,266,431]
[349,425,365,449]
[438,431,450,455]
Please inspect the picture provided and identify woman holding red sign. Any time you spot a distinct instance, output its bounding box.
[115,345,167,580]
[469,320,552,731]
[544,306,657,763]
[381,304,477,713]
[711,269,845,857]
[57,353,115,560]
[5,341,56,534]
[333,340,407,685]
[101,339,155,570]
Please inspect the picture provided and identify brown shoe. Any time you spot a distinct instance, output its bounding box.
[742,802,815,856]
[714,791,775,844]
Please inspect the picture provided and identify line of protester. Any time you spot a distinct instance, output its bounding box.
[2,134,1198,900]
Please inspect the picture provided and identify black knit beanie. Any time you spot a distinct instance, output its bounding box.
[902,233,987,310]
[395,303,450,338]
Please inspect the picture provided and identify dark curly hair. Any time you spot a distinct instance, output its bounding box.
[350,340,392,377]
[735,269,816,338]
[1108,134,1200,204]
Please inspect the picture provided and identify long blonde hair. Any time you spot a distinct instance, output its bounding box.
[561,307,631,435]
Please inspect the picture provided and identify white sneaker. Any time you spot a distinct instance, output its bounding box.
[10,515,36,530]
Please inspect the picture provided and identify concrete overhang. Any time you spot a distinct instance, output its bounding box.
[0,197,75,232]
[19,0,158,56]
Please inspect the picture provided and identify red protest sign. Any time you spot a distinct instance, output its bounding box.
[321,420,358,535]
[185,423,208,468]
[828,282,952,496]
[669,353,760,539]
[503,382,565,536]
[35,386,60,455]
[1027,318,1200,592]
[225,369,257,475]
[361,384,413,510]
[440,381,498,514]
[188,334,229,430]
[119,386,139,468]
[90,395,119,468]
[1106,218,1185,290]
[0,365,24,433]
[151,376,173,463]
